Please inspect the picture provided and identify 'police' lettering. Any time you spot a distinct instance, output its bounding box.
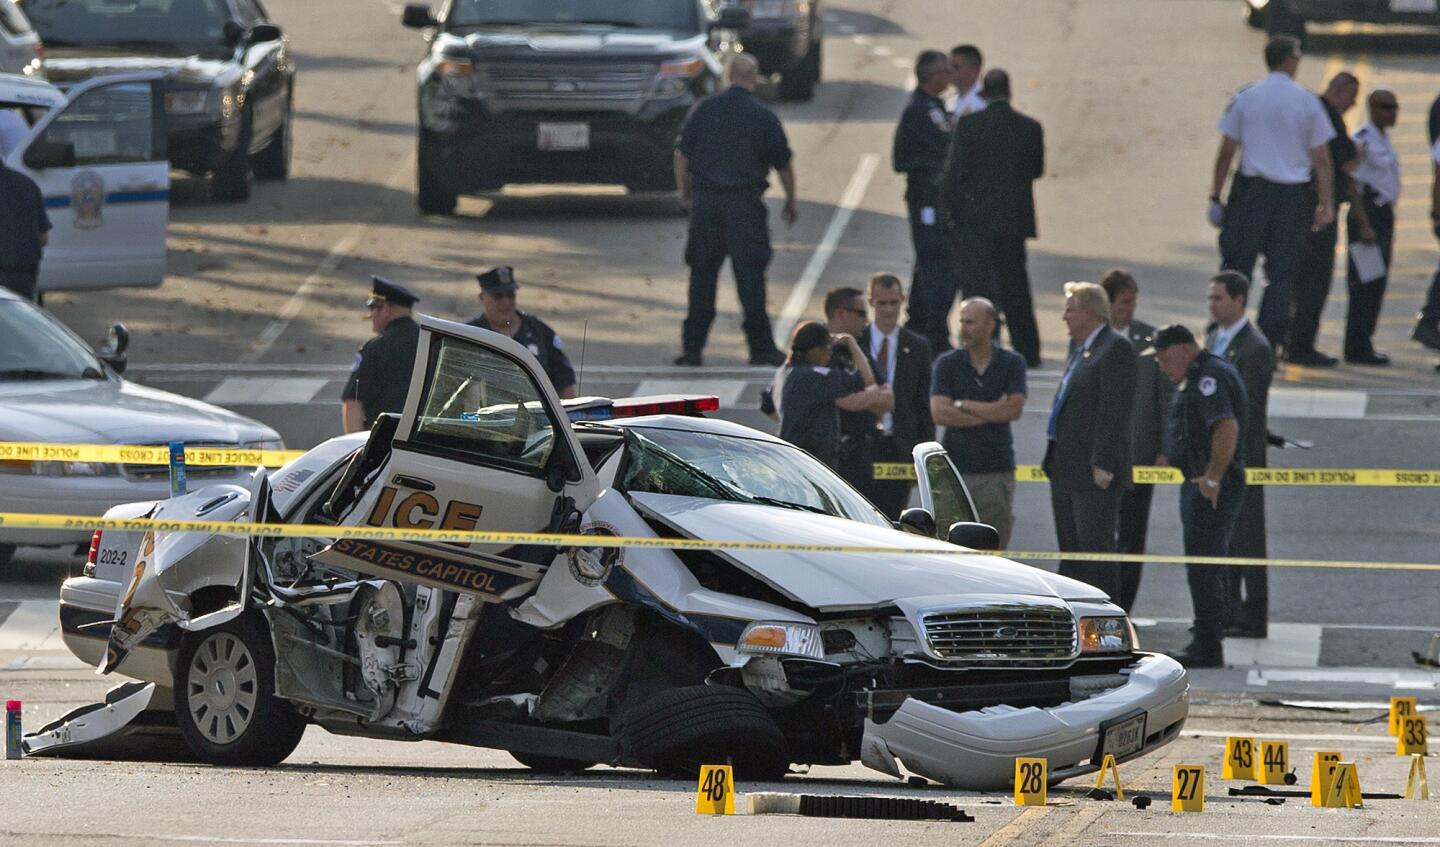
[365,486,398,527]
[394,492,440,529]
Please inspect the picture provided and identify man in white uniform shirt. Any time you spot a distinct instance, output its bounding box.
[949,44,986,117]
[1345,89,1401,365]
[1211,35,1336,352]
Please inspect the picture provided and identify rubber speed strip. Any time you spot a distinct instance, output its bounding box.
[875,463,1440,486]
[0,511,1436,571]
[0,442,303,467]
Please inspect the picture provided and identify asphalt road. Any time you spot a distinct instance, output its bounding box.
[5,0,1440,839]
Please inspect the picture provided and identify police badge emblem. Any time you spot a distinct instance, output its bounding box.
[71,171,105,230]
[1199,376,1217,396]
[568,522,622,586]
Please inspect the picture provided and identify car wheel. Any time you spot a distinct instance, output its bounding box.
[616,684,790,781]
[252,95,293,181]
[210,111,253,203]
[510,751,599,773]
[778,39,821,102]
[0,544,15,567]
[417,130,458,215]
[174,613,306,766]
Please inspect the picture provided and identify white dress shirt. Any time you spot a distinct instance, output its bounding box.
[952,81,987,118]
[868,324,900,434]
[1351,121,1400,207]
[1217,72,1335,185]
[1210,316,1249,356]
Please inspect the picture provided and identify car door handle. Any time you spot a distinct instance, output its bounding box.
[391,474,435,492]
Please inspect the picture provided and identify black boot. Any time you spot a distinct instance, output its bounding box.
[1170,639,1224,668]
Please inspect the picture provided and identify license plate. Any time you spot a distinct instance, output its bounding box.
[537,122,589,151]
[1099,713,1147,761]
[1391,0,1438,12]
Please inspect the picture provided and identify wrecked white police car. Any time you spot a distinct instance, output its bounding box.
[41,317,1187,789]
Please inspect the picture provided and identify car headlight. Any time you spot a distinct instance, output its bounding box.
[737,621,824,659]
[651,58,704,99]
[1078,616,1137,654]
[164,90,212,115]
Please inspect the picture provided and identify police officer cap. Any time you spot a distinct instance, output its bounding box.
[368,275,419,308]
[1153,324,1197,351]
[477,266,519,294]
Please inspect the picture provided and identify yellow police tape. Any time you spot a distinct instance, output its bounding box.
[1,511,1434,572]
[0,441,303,468]
[874,463,1440,487]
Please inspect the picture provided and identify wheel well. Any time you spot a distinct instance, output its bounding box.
[615,611,725,705]
[189,585,240,617]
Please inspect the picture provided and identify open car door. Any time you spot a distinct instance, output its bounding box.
[315,316,600,602]
[911,442,982,540]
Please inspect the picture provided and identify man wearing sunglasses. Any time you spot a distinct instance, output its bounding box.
[467,266,577,399]
[342,276,421,433]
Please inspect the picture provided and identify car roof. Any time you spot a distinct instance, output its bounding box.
[0,73,65,108]
[613,414,789,444]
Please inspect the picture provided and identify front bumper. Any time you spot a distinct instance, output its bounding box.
[742,20,810,73]
[860,653,1188,789]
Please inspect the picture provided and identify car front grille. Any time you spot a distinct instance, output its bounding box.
[476,62,656,101]
[921,606,1077,667]
[120,442,243,482]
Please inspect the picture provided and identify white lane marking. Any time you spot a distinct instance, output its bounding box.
[633,379,747,406]
[1245,668,1440,690]
[1185,729,1395,746]
[1269,387,1368,419]
[1117,835,1440,844]
[243,156,414,364]
[1134,617,1440,632]
[853,34,871,45]
[203,377,330,405]
[0,600,64,652]
[1221,623,1322,668]
[772,153,880,349]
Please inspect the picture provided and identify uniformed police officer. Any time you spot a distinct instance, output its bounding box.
[1344,89,1401,366]
[467,266,577,399]
[674,53,795,367]
[1154,324,1249,668]
[341,276,421,434]
[893,50,960,352]
[0,157,52,301]
[1210,35,1336,349]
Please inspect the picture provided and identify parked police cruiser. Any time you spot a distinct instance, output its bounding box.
[402,0,750,215]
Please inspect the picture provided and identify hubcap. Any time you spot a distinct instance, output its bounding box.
[186,632,259,745]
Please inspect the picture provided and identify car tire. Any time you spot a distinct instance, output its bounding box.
[0,544,15,568]
[417,130,458,215]
[252,95,293,181]
[778,39,821,102]
[210,111,253,203]
[616,684,790,781]
[510,751,599,773]
[174,613,306,766]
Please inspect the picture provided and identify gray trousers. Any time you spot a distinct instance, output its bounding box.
[962,471,1016,549]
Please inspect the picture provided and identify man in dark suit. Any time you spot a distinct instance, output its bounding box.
[1101,270,1175,613]
[1043,282,1137,599]
[859,273,933,517]
[940,68,1045,367]
[1205,270,1273,638]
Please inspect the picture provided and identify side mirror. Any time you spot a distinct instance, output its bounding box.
[896,507,936,538]
[249,23,282,43]
[711,5,750,31]
[223,20,245,45]
[97,323,129,374]
[22,140,75,170]
[402,4,439,28]
[946,521,1000,551]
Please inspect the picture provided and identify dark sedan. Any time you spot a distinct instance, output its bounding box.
[19,0,295,202]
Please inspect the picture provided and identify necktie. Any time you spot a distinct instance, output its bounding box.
[1047,348,1081,440]
[877,336,890,384]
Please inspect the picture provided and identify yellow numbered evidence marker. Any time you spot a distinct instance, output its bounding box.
[695,764,735,816]
[1406,754,1430,801]
[1390,696,1418,736]
[1322,762,1363,809]
[1311,751,1342,807]
[1172,765,1204,812]
[1222,736,1256,780]
[1398,715,1429,756]
[1014,757,1047,806]
[1259,740,1290,785]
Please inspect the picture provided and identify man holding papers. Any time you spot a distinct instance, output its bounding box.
[1346,89,1401,366]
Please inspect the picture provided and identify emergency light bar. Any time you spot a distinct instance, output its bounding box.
[565,395,720,422]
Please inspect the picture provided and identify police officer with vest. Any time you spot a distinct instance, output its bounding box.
[893,50,959,352]
[467,266,577,399]
[341,276,421,433]
[1154,323,1249,668]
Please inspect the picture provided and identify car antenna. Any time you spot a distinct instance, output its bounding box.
[576,319,588,395]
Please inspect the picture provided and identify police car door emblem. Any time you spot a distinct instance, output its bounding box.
[1199,376,1217,396]
[568,522,622,586]
[71,171,105,230]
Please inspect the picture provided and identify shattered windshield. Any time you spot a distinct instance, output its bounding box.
[620,426,890,528]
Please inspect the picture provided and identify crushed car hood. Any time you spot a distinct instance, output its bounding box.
[0,377,274,444]
[42,49,239,88]
[628,493,1108,611]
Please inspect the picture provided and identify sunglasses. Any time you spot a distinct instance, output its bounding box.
[1374,102,1398,110]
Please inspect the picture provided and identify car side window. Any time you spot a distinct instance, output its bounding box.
[925,451,976,536]
[408,335,558,475]
[37,81,163,165]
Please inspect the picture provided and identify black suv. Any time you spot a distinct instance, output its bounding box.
[19,0,295,202]
[735,0,821,101]
[402,0,749,215]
